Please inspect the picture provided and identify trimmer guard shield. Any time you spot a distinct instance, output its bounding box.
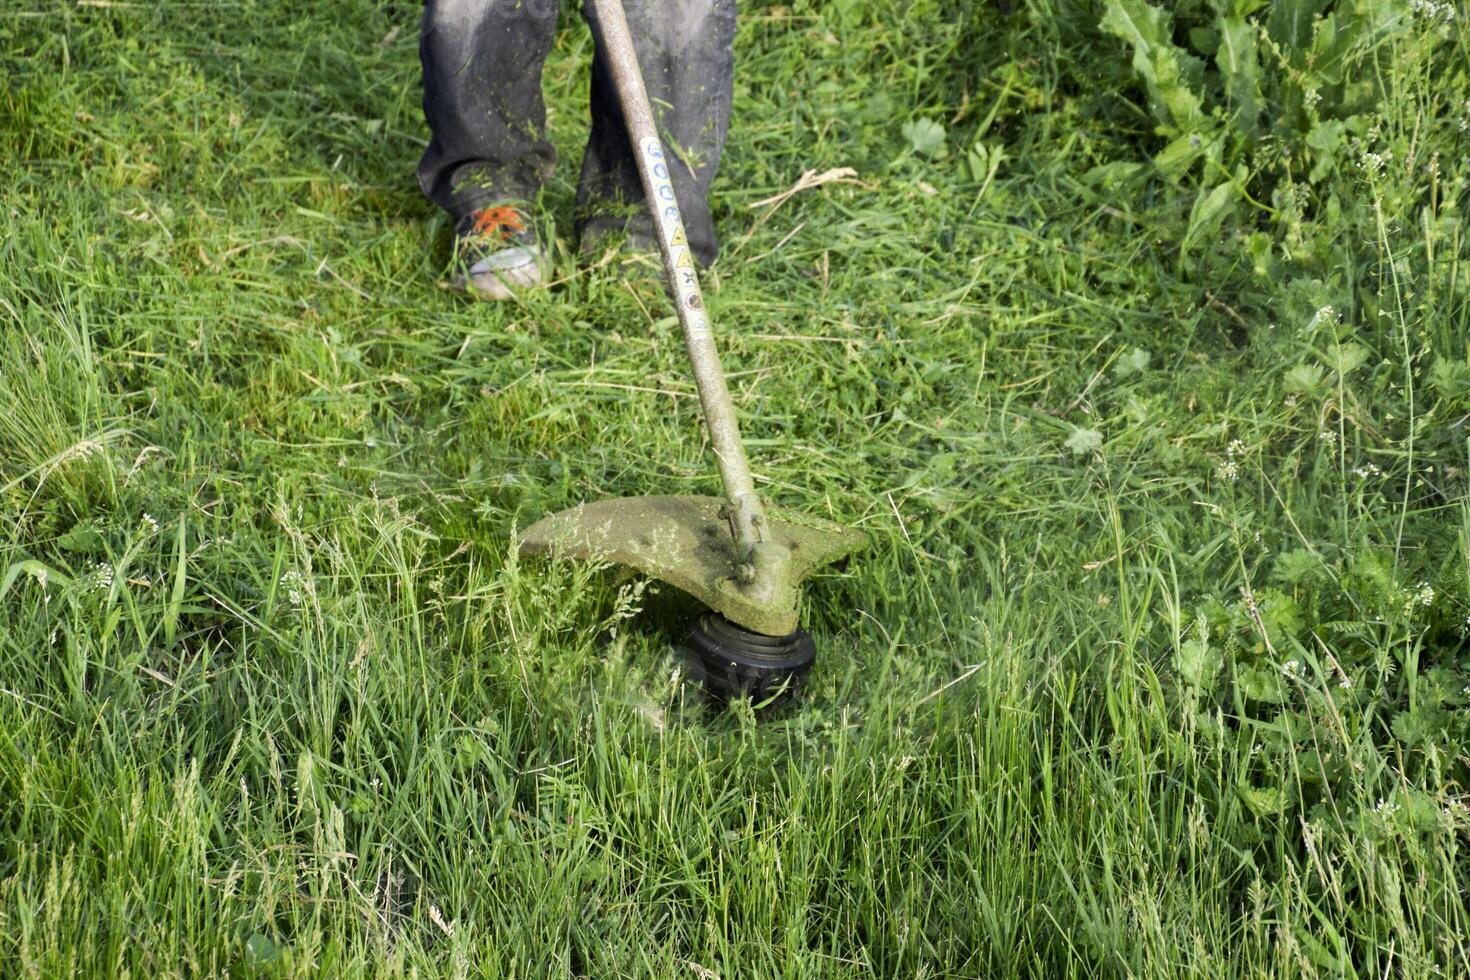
[517,495,866,636]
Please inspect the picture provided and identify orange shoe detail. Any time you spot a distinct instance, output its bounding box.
[468,206,527,241]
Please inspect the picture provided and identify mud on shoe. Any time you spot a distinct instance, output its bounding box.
[449,204,548,301]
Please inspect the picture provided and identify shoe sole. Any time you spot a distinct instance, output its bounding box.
[449,246,548,301]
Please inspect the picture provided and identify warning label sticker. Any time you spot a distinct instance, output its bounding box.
[640,137,683,238]
[640,136,707,333]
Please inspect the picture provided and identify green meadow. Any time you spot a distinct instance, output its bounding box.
[3,0,1469,975]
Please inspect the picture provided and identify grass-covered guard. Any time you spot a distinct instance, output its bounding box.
[2,0,1469,975]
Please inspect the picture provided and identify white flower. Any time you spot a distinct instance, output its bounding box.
[142,513,160,533]
[1357,142,1394,176]
[280,569,308,607]
[1409,0,1456,21]
[1399,582,1435,616]
[1353,463,1382,478]
[1216,459,1240,482]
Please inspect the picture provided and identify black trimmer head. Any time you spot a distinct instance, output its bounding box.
[684,612,816,702]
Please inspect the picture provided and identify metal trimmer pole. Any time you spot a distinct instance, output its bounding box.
[591,0,785,593]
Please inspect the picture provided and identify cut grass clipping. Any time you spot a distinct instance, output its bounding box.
[3,0,1470,976]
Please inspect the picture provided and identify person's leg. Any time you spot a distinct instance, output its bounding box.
[578,0,736,267]
[418,0,560,224]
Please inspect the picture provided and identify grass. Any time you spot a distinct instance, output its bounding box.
[3,0,1470,975]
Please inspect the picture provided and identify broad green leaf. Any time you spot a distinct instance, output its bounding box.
[1401,789,1442,832]
[1181,179,1238,259]
[966,149,986,183]
[1246,230,1275,277]
[1391,709,1440,747]
[1304,119,1346,183]
[1283,361,1327,393]
[966,140,1007,182]
[1205,0,1270,16]
[1271,548,1325,586]
[1237,783,1286,817]
[56,525,105,554]
[1154,132,1215,178]
[1100,0,1208,135]
[901,118,948,159]
[1267,0,1329,57]
[1083,161,1145,189]
[1324,342,1369,376]
[1186,26,1219,56]
[855,92,895,124]
[1348,0,1415,44]
[1216,16,1262,136]
[1429,357,1470,399]
[1237,665,1287,703]
[1176,638,1221,688]
[1256,589,1304,642]
[0,560,71,598]
[1292,919,1349,972]
[1308,12,1348,83]
[1113,347,1152,377]
[244,933,282,969]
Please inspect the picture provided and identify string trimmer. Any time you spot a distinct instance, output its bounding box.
[518,0,866,699]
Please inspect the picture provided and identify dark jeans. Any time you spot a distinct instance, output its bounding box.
[418,0,736,265]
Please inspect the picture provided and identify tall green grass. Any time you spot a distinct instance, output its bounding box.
[2,0,1468,975]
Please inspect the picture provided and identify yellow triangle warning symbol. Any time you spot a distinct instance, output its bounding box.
[675,248,695,269]
[669,226,688,248]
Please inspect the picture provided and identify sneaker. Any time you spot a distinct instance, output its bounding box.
[449,204,547,301]
[579,222,667,291]
[579,215,660,260]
